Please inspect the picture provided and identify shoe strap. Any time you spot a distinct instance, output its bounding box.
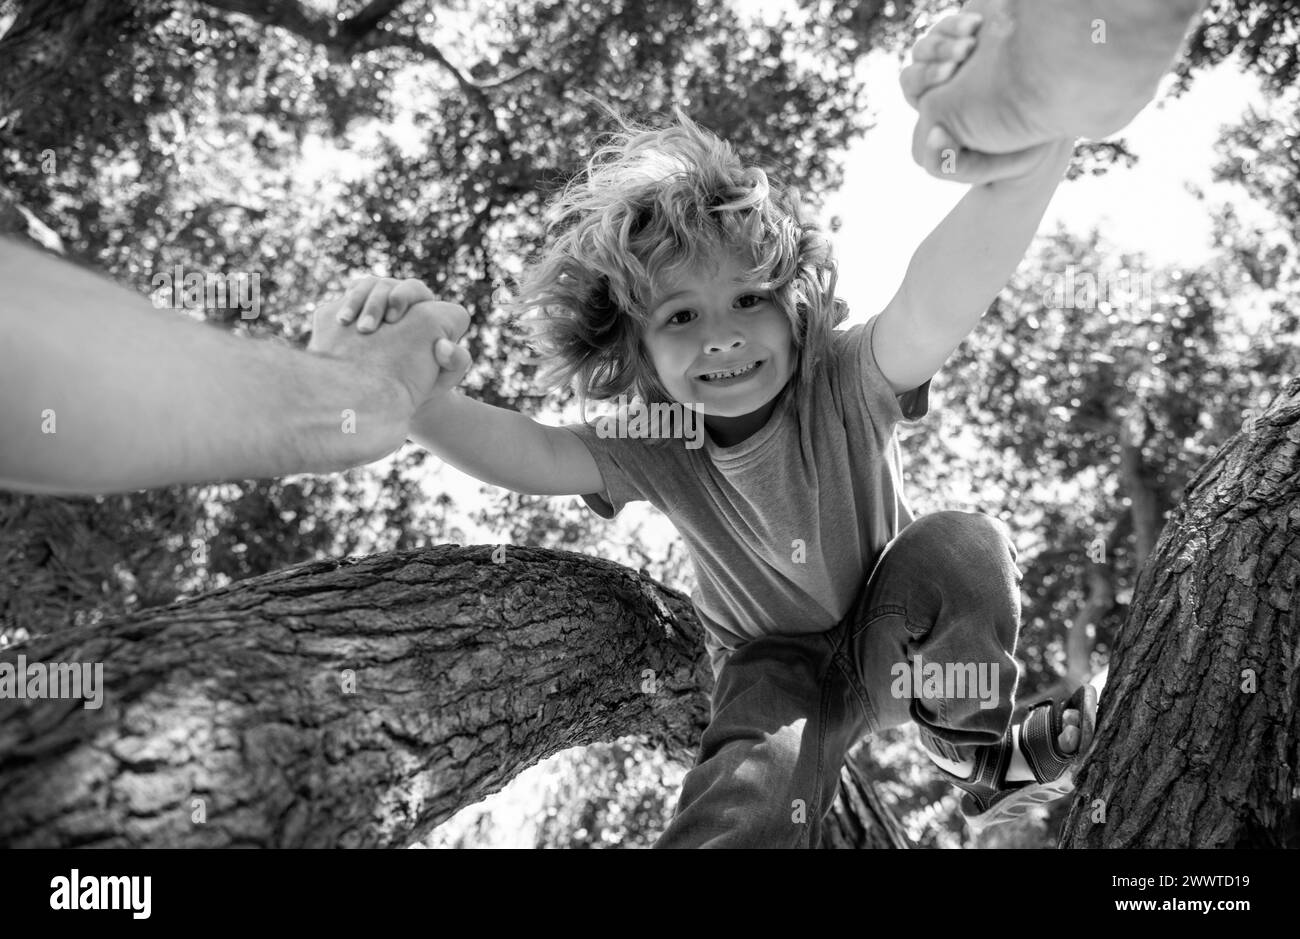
[927,725,1015,815]
[965,727,1016,813]
[1019,699,1071,782]
[923,686,1086,813]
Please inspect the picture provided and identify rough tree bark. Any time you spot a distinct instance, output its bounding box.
[821,741,911,849]
[1062,378,1300,847]
[0,544,905,847]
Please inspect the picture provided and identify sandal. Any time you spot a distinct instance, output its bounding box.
[923,682,1099,834]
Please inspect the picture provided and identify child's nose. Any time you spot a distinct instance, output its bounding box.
[704,332,745,354]
[694,305,749,352]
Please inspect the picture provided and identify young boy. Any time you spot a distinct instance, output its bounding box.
[336,12,1097,846]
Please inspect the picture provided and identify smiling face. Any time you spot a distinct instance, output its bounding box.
[640,250,796,442]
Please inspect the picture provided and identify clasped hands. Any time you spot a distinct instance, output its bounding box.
[903,3,1076,185]
[306,276,472,459]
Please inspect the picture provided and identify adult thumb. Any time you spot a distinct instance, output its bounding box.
[914,121,1052,185]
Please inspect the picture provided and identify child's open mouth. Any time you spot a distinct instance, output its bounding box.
[697,360,763,385]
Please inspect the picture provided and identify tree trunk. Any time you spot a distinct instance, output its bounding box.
[1065,511,1129,687]
[820,740,911,849]
[1061,377,1300,847]
[1118,409,1163,572]
[1,543,904,848]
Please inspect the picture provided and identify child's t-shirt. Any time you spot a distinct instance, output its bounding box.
[560,312,931,681]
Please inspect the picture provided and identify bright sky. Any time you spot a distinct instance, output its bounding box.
[826,51,1265,329]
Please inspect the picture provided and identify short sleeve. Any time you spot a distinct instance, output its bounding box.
[839,315,932,425]
[559,421,650,519]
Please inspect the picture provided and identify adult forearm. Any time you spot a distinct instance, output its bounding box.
[0,239,407,493]
[1003,0,1209,139]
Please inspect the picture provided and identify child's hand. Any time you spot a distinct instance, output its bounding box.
[334,276,474,396]
[900,11,983,110]
[336,275,434,334]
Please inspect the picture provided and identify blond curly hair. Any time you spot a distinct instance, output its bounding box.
[507,102,848,418]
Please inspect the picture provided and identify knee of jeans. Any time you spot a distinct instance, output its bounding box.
[907,511,1018,571]
[911,509,1003,538]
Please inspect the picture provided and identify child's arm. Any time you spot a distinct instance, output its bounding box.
[870,136,1076,397]
[335,276,604,497]
[408,391,604,497]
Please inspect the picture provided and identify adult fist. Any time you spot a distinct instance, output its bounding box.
[908,0,1207,182]
[308,294,462,424]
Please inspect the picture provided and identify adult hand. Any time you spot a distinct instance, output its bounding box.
[908,0,1208,182]
[911,124,1075,188]
[307,287,471,449]
[897,7,1054,185]
[329,275,475,398]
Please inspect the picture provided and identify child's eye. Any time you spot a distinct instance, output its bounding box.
[664,295,764,325]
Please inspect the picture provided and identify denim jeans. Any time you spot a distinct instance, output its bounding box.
[652,510,1023,848]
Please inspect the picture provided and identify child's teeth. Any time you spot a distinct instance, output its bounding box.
[705,362,756,381]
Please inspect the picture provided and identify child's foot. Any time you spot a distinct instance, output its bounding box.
[921,684,1099,832]
[926,708,1082,782]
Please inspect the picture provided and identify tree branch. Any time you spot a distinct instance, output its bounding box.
[197,0,523,172]
[0,545,713,847]
[339,0,409,43]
